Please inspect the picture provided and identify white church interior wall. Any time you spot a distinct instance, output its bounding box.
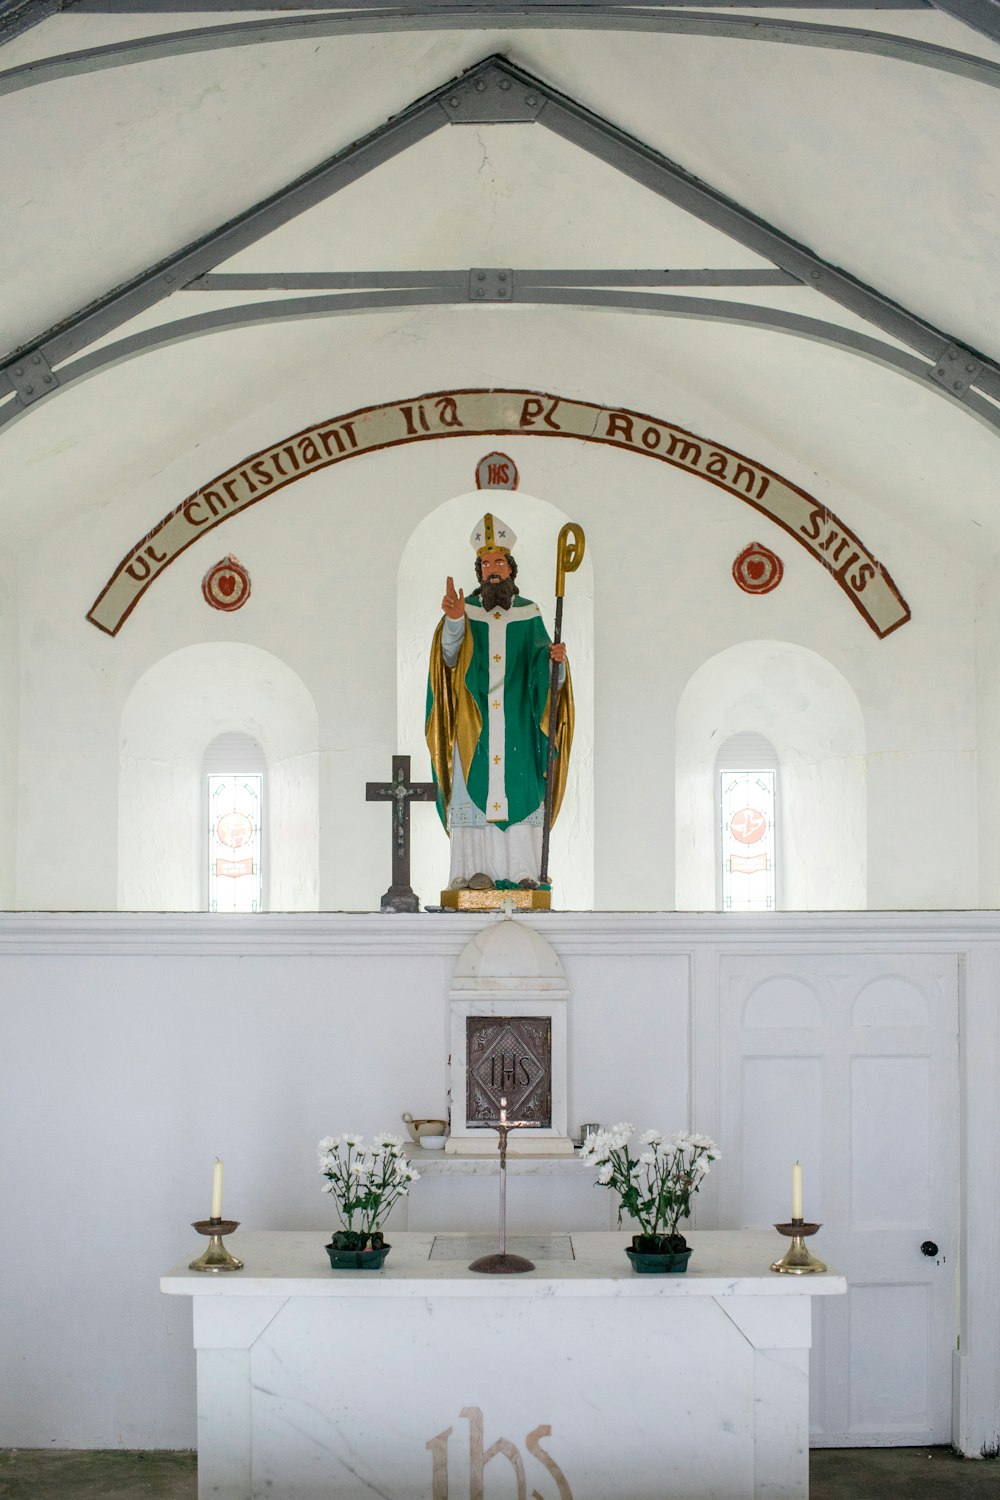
[974,555,1000,908]
[269,750,321,912]
[15,524,122,910]
[118,642,319,911]
[675,641,867,911]
[782,755,867,911]
[12,442,403,911]
[955,942,1000,1458]
[977,564,1000,906]
[860,566,978,911]
[0,298,989,912]
[2,913,997,1452]
[5,416,984,912]
[0,920,688,1448]
[0,552,18,908]
[569,435,884,908]
[140,447,400,912]
[566,949,690,1129]
[0,940,457,1447]
[407,1175,610,1234]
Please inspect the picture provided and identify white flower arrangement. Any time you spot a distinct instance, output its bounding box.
[580,1124,721,1248]
[318,1132,419,1249]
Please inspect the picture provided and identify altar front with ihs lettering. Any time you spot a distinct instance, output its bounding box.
[163,1228,845,1500]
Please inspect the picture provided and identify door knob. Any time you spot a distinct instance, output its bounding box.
[921,1240,939,1257]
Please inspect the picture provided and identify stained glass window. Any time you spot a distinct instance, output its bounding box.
[720,770,776,911]
[202,731,267,913]
[207,773,263,913]
[717,733,779,912]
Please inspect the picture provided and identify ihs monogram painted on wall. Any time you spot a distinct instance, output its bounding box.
[427,1407,574,1500]
[476,451,519,490]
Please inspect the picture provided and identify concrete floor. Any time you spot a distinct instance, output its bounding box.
[3,1448,1000,1498]
[0,1452,197,1500]
[810,1448,1000,1496]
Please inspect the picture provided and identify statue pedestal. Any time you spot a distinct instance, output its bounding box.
[439,888,551,911]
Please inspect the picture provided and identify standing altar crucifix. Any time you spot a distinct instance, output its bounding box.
[366,754,436,912]
[468,1096,536,1275]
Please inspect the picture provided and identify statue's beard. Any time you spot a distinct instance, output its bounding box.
[479,577,518,611]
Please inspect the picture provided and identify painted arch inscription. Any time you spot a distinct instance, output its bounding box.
[87,389,909,637]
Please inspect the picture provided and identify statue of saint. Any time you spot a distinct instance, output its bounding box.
[425,513,574,891]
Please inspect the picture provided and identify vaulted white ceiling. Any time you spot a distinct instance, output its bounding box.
[2,1,999,563]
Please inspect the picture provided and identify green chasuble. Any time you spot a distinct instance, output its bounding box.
[426,593,574,833]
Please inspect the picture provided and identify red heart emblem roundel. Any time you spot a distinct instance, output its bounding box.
[202,556,251,612]
[732,543,783,595]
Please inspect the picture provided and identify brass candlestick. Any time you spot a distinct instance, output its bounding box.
[189,1218,244,1273]
[771,1220,826,1274]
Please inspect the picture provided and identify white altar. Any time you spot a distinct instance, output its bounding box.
[162,1229,845,1500]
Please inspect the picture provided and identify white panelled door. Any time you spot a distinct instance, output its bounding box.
[718,952,959,1446]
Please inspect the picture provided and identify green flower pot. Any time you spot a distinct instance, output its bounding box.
[625,1242,692,1274]
[325,1241,391,1270]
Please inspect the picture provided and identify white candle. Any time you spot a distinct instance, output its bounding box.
[791,1161,803,1221]
[211,1159,224,1220]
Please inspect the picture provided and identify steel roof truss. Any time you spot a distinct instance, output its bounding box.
[186,269,800,290]
[4,13,1000,106]
[0,0,66,47]
[2,287,999,445]
[68,0,931,12]
[0,65,450,392]
[521,66,1000,403]
[2,53,998,419]
[928,0,1000,47]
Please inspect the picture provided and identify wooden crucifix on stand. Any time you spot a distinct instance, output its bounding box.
[366,754,436,912]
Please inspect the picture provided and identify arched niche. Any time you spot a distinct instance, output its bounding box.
[675,640,866,910]
[743,976,823,1028]
[119,642,319,910]
[853,976,930,1028]
[397,489,594,910]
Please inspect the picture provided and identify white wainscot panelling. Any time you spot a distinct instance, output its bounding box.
[718,950,958,1447]
[849,1283,932,1435]
[743,975,823,1028]
[740,1056,825,1227]
[0,913,987,1454]
[852,976,930,1028]
[850,1056,931,1227]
